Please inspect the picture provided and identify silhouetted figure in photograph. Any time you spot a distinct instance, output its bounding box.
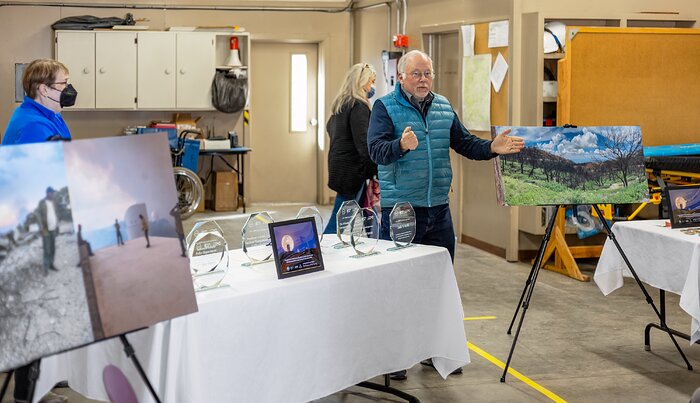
[37,186,59,274]
[114,219,124,246]
[76,224,94,267]
[169,205,187,257]
[139,214,150,248]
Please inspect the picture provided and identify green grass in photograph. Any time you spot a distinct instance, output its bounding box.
[502,175,647,205]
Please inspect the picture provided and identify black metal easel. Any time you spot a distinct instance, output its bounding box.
[500,204,692,383]
[357,374,420,403]
[0,334,162,403]
[120,334,162,403]
[501,205,560,382]
[0,369,13,401]
[591,204,692,371]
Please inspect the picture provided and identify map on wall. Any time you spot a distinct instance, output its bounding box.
[492,126,649,206]
[461,54,491,132]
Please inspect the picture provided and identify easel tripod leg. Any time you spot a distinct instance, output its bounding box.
[120,334,163,403]
[507,219,553,335]
[592,205,693,371]
[501,206,560,382]
[0,369,14,401]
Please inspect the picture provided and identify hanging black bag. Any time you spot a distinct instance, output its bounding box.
[211,71,247,114]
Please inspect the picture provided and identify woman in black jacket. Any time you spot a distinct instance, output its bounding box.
[324,63,377,234]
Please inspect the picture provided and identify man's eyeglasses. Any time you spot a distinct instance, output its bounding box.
[407,70,434,80]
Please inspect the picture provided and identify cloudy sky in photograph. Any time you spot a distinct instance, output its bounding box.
[0,142,68,233]
[64,134,178,233]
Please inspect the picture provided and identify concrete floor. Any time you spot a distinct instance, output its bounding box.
[3,202,700,402]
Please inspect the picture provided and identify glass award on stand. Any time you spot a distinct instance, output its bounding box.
[186,220,230,292]
[349,207,380,258]
[241,211,274,266]
[296,206,324,243]
[388,202,417,251]
[335,200,361,249]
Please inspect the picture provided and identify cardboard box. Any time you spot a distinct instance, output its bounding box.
[196,197,206,212]
[212,171,238,211]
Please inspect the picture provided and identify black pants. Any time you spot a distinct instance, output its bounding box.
[380,204,456,262]
[41,229,57,270]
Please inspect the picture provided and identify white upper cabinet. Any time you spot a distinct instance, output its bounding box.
[137,32,177,109]
[95,32,137,109]
[176,33,216,109]
[55,30,244,111]
[55,32,95,109]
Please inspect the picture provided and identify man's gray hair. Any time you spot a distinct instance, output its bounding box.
[397,50,432,76]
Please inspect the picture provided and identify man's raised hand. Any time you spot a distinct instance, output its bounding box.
[400,126,418,152]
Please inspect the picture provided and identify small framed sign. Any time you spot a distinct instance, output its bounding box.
[666,185,700,229]
[269,217,324,279]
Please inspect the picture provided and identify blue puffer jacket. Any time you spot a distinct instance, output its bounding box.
[376,87,454,207]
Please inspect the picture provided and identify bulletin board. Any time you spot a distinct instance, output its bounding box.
[473,21,509,131]
[557,27,700,146]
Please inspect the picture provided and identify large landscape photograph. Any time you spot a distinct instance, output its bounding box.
[64,134,197,338]
[492,126,649,206]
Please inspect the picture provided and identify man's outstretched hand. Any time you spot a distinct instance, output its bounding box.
[491,129,524,154]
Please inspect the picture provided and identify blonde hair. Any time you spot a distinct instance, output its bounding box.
[23,59,69,99]
[331,63,376,115]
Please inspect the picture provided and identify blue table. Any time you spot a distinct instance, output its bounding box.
[199,147,251,212]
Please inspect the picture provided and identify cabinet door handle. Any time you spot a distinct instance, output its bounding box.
[180,68,186,75]
[83,67,90,74]
[99,67,106,74]
[165,69,171,75]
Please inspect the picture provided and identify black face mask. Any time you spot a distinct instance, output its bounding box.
[48,84,78,108]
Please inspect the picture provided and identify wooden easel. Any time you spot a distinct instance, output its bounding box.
[538,207,601,282]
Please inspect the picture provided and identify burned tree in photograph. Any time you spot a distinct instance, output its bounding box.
[597,126,644,188]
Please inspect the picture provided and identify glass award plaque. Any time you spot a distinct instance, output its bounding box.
[349,207,380,258]
[186,220,229,292]
[241,211,274,266]
[388,202,417,251]
[296,206,324,243]
[335,200,361,248]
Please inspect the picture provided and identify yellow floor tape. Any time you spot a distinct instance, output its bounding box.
[463,316,497,321]
[467,342,567,403]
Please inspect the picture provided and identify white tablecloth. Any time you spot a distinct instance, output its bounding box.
[594,220,700,343]
[35,239,469,402]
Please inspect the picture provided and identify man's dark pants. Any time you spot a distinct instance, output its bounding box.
[380,203,455,262]
[42,229,57,270]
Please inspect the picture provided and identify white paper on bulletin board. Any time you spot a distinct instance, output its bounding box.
[462,54,491,132]
[488,20,509,48]
[461,24,475,56]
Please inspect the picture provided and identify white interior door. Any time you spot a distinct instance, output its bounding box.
[431,32,462,235]
[95,32,136,109]
[250,42,318,203]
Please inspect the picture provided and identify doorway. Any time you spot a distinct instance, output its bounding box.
[250,42,319,203]
[426,32,462,233]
